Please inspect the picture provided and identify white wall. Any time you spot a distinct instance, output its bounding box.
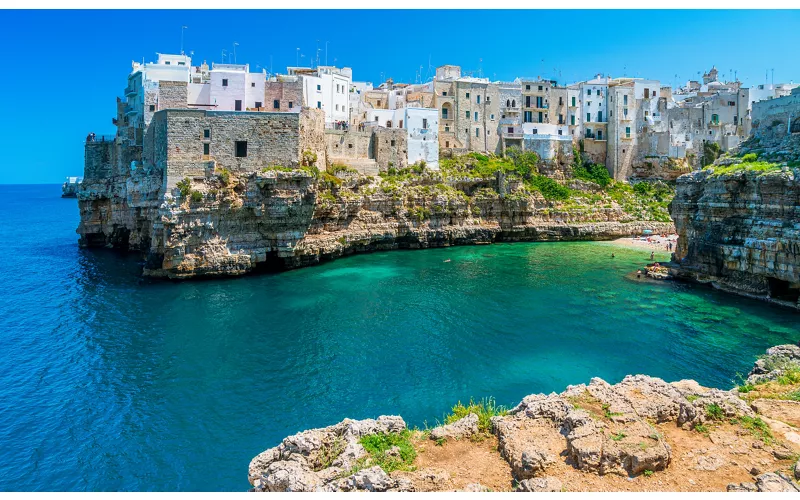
[209,65,247,111]
[188,83,210,106]
[245,71,267,109]
[403,108,439,169]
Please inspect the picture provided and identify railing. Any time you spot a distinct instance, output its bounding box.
[504,132,523,139]
[85,134,117,143]
[125,85,136,96]
[124,105,136,115]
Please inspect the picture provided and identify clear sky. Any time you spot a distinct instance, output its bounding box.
[2,9,799,184]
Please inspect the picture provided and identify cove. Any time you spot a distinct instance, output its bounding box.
[0,185,798,492]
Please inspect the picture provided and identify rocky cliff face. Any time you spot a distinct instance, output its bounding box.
[248,343,800,492]
[670,166,800,309]
[79,166,672,279]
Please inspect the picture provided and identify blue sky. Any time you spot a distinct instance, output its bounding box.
[2,9,799,184]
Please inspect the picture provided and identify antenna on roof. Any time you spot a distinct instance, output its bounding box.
[181,26,188,55]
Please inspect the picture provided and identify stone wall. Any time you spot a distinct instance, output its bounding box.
[298,108,327,168]
[325,130,373,161]
[158,81,189,110]
[374,128,408,170]
[264,79,303,112]
[84,141,116,181]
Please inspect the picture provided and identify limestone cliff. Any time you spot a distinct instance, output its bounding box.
[669,166,800,309]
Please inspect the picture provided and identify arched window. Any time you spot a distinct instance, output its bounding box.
[386,120,392,128]
[506,99,510,107]
[441,105,448,119]
[512,99,516,107]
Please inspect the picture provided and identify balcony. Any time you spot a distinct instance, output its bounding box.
[125,85,136,96]
[503,132,523,139]
[124,104,136,116]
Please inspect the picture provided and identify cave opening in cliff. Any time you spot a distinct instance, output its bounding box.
[767,277,800,303]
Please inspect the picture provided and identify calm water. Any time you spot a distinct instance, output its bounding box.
[0,184,798,491]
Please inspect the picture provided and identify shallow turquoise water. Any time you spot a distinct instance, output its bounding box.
[1,184,798,491]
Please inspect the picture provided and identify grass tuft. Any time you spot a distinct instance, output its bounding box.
[443,397,508,435]
[358,430,417,473]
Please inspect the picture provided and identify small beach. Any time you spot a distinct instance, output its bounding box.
[605,233,679,254]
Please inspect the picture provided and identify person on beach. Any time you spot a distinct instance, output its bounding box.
[637,269,642,278]
[611,253,615,259]
[650,251,655,261]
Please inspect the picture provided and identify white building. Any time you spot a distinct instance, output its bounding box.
[205,63,266,111]
[125,53,192,130]
[289,66,352,125]
[364,107,440,169]
[579,76,610,141]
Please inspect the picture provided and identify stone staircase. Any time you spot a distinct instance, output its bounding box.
[329,157,380,176]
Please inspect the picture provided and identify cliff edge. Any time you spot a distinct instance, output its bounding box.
[248,343,800,492]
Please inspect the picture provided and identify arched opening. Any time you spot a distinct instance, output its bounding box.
[506,99,510,107]
[386,120,392,128]
[441,102,452,120]
[791,117,800,134]
[512,99,516,107]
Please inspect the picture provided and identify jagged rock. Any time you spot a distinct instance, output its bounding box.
[349,466,395,492]
[694,455,725,471]
[493,414,561,479]
[462,483,490,492]
[516,477,563,492]
[430,413,479,441]
[727,482,758,492]
[794,457,800,481]
[249,415,406,491]
[755,472,800,492]
[508,394,572,425]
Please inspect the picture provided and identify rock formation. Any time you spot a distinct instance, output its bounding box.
[248,343,800,492]
[669,166,800,309]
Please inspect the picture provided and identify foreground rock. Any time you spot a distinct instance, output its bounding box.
[250,345,800,492]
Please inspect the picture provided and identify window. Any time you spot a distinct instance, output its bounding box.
[571,96,576,106]
[149,104,155,112]
[532,128,538,134]
[538,111,543,122]
[222,79,228,87]
[526,85,530,90]
[178,62,185,66]
[571,115,575,125]
[273,100,280,109]
[644,88,649,98]
[512,99,516,107]
[538,85,543,91]
[587,113,591,122]
[475,112,479,121]
[525,96,531,107]
[475,128,479,137]
[317,101,322,109]
[624,107,628,117]
[203,143,210,155]
[558,129,563,136]
[235,141,247,157]
[524,111,532,123]
[506,99,510,107]
[559,97,563,105]
[165,61,170,65]
[728,101,735,106]
[587,89,591,96]
[466,92,470,98]
[623,95,628,105]
[390,140,396,146]
[336,84,340,92]
[536,96,543,108]
[422,118,428,129]
[251,82,255,88]
[507,127,513,133]
[317,84,321,91]
[625,127,631,138]
[466,111,471,119]
[711,114,719,124]
[596,89,600,96]
[377,100,382,107]
[443,91,447,96]
[255,101,262,109]
[348,143,353,149]
[597,130,602,140]
[445,126,449,132]
[477,95,480,104]
[597,111,602,122]
[490,114,494,120]
[445,141,450,148]
[203,129,210,139]
[288,101,293,108]
[399,120,403,128]
[559,114,564,124]
[235,100,242,111]
[441,106,448,119]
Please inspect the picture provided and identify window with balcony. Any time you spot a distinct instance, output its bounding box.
[597,111,602,122]
[538,112,543,123]
[597,130,602,140]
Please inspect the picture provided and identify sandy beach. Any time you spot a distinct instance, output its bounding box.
[606,233,678,253]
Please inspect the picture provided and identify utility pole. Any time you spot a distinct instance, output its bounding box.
[296,48,300,68]
[233,42,239,64]
[222,49,227,64]
[771,68,775,87]
[181,26,188,55]
[325,41,329,66]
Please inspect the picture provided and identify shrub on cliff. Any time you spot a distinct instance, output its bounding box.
[328,163,357,176]
[176,178,192,198]
[443,397,508,435]
[526,175,571,200]
[740,152,758,162]
[573,162,612,187]
[190,190,203,203]
[358,431,417,473]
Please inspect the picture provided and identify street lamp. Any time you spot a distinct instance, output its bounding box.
[233,42,239,64]
[296,48,300,68]
[181,26,188,55]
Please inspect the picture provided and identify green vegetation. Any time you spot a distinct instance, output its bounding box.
[643,469,654,477]
[740,152,758,162]
[320,171,343,190]
[190,190,203,203]
[708,160,782,177]
[602,403,623,419]
[572,158,612,188]
[217,167,232,186]
[610,431,626,442]
[777,367,800,385]
[313,437,345,472]
[701,141,721,167]
[443,397,508,435]
[406,206,432,222]
[705,403,724,421]
[301,149,318,167]
[686,395,700,402]
[261,165,294,173]
[732,415,774,444]
[693,423,710,436]
[328,163,358,176]
[785,389,800,401]
[176,177,192,198]
[358,430,417,473]
[526,175,571,201]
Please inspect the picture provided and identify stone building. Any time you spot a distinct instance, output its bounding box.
[264,76,304,112]
[498,81,523,153]
[142,108,326,188]
[432,65,500,154]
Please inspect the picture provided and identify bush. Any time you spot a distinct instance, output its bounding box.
[701,141,721,167]
[444,397,508,435]
[301,149,318,167]
[573,162,611,187]
[176,177,192,198]
[190,190,203,203]
[527,175,571,200]
[217,168,232,186]
[328,163,357,176]
[740,152,758,162]
[705,403,724,421]
[358,431,417,473]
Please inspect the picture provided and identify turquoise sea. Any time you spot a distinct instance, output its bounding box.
[1,184,798,491]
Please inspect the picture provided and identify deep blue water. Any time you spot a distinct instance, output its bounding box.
[0,184,798,491]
